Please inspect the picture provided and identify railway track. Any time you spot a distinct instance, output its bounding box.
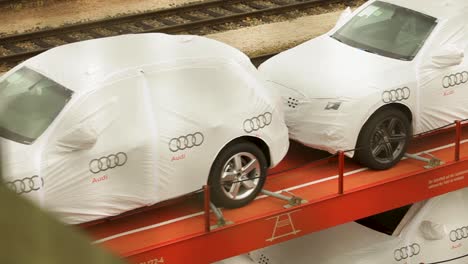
[0,0,350,67]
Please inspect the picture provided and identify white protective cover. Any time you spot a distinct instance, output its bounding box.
[0,33,289,224]
[259,0,468,156]
[219,187,468,264]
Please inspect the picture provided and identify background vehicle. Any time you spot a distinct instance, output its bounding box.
[260,0,468,169]
[219,187,468,264]
[0,33,289,224]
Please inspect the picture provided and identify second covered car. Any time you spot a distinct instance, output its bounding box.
[260,0,468,169]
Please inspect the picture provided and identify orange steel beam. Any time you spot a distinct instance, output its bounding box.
[120,158,468,263]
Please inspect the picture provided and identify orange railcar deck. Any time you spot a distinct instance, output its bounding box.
[83,125,468,264]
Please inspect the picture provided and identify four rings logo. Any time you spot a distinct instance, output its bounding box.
[89,152,128,174]
[393,243,420,261]
[449,226,468,242]
[169,132,204,152]
[443,71,468,88]
[382,87,410,103]
[243,112,273,133]
[5,175,44,195]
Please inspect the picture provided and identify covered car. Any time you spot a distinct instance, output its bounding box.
[260,0,468,169]
[0,33,289,224]
[219,187,468,264]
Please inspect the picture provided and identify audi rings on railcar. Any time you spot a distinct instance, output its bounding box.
[5,175,44,195]
[449,226,468,242]
[393,243,420,261]
[89,152,128,174]
[243,112,273,133]
[168,132,204,152]
[443,71,468,88]
[382,87,410,103]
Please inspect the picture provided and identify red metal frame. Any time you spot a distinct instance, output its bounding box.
[338,151,344,195]
[204,185,210,233]
[84,120,468,264]
[455,120,462,161]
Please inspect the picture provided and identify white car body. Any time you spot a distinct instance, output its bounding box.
[0,33,289,224]
[260,0,468,156]
[219,188,468,264]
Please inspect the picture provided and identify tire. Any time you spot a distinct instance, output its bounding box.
[354,108,411,170]
[209,141,267,209]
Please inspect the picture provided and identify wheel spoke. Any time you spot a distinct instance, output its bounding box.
[233,154,243,171]
[386,118,398,133]
[383,142,394,158]
[388,133,406,142]
[241,179,255,189]
[374,129,385,142]
[242,159,257,174]
[229,182,241,199]
[372,143,385,156]
[221,171,237,182]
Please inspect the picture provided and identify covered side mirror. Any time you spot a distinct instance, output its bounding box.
[56,122,98,151]
[431,45,464,68]
[419,220,446,240]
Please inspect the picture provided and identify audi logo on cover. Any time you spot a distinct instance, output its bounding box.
[443,71,468,88]
[243,112,273,133]
[382,87,410,103]
[89,152,128,174]
[168,132,204,152]
[393,243,420,261]
[5,175,44,195]
[449,226,468,242]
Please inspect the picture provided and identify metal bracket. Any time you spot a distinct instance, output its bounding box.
[404,152,443,169]
[261,189,307,208]
[209,202,233,230]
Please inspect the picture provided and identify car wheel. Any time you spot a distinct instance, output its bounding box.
[209,141,267,209]
[355,108,411,170]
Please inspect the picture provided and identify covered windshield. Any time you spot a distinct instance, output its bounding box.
[331,1,437,61]
[0,67,73,144]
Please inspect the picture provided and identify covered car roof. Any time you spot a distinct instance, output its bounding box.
[18,33,251,92]
[383,0,468,19]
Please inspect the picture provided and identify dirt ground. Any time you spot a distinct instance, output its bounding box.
[208,10,342,57]
[0,0,200,35]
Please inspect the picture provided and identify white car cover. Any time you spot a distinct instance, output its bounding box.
[219,187,468,264]
[259,0,468,155]
[0,33,289,224]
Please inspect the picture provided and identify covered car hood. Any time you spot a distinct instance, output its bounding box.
[259,35,408,99]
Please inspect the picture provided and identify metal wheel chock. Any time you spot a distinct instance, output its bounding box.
[261,189,307,208]
[209,202,233,230]
[404,152,443,169]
